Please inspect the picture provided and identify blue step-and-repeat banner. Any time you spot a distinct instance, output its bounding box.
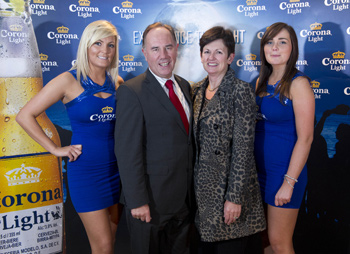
[26,0,350,253]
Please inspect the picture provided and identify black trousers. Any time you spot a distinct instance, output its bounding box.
[198,232,263,254]
[125,204,191,254]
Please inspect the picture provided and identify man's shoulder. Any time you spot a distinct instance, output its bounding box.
[174,74,190,86]
[124,72,147,87]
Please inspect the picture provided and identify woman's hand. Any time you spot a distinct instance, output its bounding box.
[274,180,294,206]
[52,145,82,162]
[224,200,241,225]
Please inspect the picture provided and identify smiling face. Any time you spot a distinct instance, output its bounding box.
[263,28,292,68]
[87,36,116,71]
[200,39,234,77]
[142,27,178,79]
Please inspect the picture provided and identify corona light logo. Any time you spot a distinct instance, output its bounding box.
[40,53,48,61]
[332,51,345,59]
[9,24,22,32]
[102,106,113,113]
[79,0,90,6]
[4,164,42,186]
[311,80,320,88]
[310,22,322,30]
[122,0,133,8]
[33,0,45,3]
[246,0,257,5]
[57,26,69,33]
[245,54,256,60]
[123,54,134,61]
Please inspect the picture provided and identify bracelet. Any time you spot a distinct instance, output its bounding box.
[284,174,298,183]
[284,177,294,189]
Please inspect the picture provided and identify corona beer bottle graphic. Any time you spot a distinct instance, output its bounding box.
[0,1,63,253]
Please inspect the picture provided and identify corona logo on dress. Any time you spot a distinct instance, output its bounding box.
[40,53,59,73]
[311,80,330,99]
[322,51,349,72]
[119,54,143,73]
[47,26,79,46]
[102,106,113,114]
[279,0,310,15]
[236,53,261,72]
[324,0,349,11]
[90,107,115,122]
[69,0,100,18]
[4,164,42,186]
[237,0,266,18]
[113,0,142,20]
[30,0,55,16]
[300,22,332,43]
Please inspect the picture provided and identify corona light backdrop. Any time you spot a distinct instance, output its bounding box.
[1,0,350,253]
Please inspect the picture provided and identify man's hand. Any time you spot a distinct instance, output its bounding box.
[131,204,152,223]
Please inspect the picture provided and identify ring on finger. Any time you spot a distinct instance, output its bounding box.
[234,216,239,219]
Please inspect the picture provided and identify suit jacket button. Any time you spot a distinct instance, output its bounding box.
[213,124,219,129]
[215,150,220,155]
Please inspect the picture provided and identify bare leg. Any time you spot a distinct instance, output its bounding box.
[267,205,299,254]
[79,204,121,254]
[108,203,123,243]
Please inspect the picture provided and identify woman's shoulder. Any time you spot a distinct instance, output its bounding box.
[191,77,207,97]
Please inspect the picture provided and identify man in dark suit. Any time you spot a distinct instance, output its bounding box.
[115,22,194,254]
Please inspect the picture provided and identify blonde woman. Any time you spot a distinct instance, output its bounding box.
[16,20,123,254]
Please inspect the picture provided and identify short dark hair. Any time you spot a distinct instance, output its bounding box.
[199,26,235,55]
[142,22,177,48]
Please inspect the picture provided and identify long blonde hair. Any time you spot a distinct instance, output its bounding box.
[71,20,119,85]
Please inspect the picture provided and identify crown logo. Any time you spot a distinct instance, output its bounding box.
[122,0,133,8]
[245,54,257,61]
[332,51,345,59]
[311,81,320,88]
[79,0,90,6]
[290,0,300,2]
[123,54,134,61]
[40,53,48,61]
[102,106,113,113]
[57,26,69,33]
[4,164,42,186]
[246,0,257,5]
[9,24,22,32]
[33,0,45,3]
[310,22,322,30]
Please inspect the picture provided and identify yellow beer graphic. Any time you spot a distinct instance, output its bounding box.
[0,0,63,253]
[1,78,62,213]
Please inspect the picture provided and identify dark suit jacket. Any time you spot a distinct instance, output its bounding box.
[115,69,194,218]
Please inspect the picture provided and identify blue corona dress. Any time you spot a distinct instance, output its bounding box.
[254,72,307,209]
[65,69,120,213]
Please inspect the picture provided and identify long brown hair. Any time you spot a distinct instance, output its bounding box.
[256,22,299,103]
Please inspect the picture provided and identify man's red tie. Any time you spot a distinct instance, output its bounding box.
[165,80,189,134]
